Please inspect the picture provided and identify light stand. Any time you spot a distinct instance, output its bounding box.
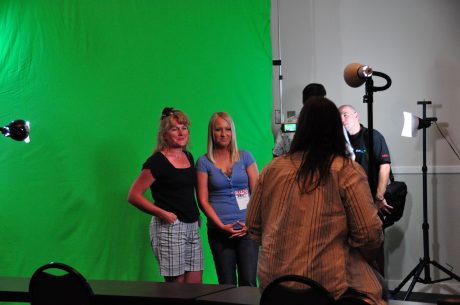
[392,101,460,300]
[364,75,375,193]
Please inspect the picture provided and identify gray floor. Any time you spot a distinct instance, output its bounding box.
[392,291,460,303]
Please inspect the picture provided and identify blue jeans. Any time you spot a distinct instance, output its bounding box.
[207,228,259,286]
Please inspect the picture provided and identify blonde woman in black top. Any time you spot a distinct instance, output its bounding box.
[128,107,203,283]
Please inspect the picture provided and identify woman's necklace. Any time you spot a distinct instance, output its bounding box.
[163,149,189,168]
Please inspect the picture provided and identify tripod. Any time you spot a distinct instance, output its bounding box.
[392,101,460,300]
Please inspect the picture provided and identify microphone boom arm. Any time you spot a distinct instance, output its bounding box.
[371,71,392,92]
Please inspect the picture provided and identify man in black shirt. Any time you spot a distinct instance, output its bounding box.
[339,104,392,276]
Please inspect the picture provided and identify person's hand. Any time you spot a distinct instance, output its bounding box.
[376,197,393,215]
[220,221,247,238]
[229,221,248,238]
[160,211,177,224]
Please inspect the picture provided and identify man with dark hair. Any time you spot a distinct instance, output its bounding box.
[302,83,326,104]
[273,83,327,157]
[273,83,354,158]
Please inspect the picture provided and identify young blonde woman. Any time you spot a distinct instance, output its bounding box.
[128,107,203,283]
[196,112,259,286]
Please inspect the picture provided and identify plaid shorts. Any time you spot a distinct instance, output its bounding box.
[150,216,203,277]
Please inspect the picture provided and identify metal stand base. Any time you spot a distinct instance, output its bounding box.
[392,258,460,300]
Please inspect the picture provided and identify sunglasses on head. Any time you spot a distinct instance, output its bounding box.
[161,107,175,119]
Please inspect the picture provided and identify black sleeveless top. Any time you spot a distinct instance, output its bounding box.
[142,151,199,223]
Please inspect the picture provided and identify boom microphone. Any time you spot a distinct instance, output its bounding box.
[344,63,373,88]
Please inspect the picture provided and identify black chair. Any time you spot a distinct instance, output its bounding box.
[29,262,93,305]
[260,274,335,305]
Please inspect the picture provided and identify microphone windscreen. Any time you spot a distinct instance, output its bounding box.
[344,63,366,88]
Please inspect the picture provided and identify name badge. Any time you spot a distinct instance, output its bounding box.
[235,188,250,210]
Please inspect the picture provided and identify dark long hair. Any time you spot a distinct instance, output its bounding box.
[289,97,349,193]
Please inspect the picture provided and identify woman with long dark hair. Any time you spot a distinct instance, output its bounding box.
[247,97,385,304]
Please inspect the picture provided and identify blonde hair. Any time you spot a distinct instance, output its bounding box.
[206,112,240,163]
[154,109,191,152]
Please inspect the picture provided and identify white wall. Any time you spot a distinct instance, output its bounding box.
[271,0,460,293]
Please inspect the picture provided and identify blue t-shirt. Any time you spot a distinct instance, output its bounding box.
[196,150,255,228]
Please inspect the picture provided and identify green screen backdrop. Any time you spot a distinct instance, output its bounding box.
[0,0,273,285]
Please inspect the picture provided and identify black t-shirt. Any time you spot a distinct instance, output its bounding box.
[348,125,391,195]
[142,151,199,223]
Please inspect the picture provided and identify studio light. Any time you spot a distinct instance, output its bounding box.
[1,119,30,143]
[401,111,436,137]
[393,101,459,300]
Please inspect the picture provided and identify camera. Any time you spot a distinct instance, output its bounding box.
[281,123,296,133]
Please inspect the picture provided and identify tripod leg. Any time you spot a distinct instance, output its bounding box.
[392,261,423,295]
[431,260,460,282]
[403,261,427,301]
